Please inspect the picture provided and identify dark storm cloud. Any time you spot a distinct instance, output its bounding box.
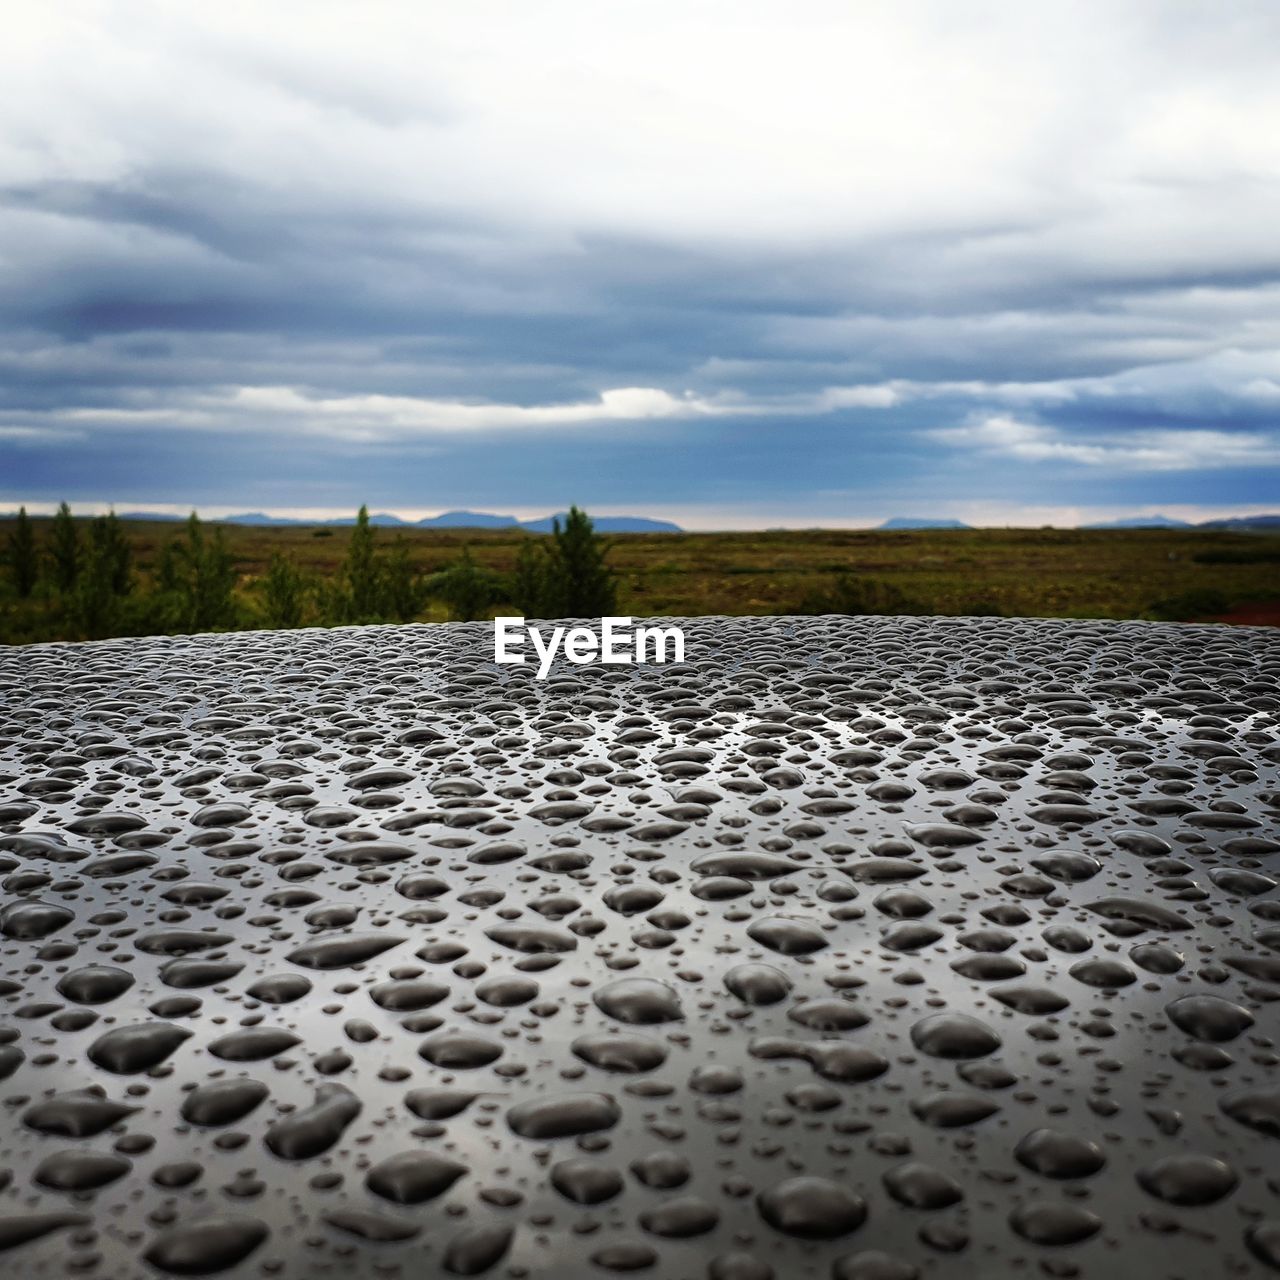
[2,2,1279,525]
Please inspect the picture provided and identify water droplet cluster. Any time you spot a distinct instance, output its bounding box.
[0,615,1277,1276]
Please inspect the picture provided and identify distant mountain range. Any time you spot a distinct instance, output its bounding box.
[1082,514,1280,531]
[875,513,1280,532]
[877,517,972,530]
[880,513,1280,532]
[1080,514,1192,529]
[17,509,1280,533]
[421,510,524,529]
[1199,515,1280,531]
[117,509,684,533]
[518,514,682,533]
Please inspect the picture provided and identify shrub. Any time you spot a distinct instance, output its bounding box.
[1193,545,1280,565]
[426,547,505,621]
[953,595,1004,617]
[1148,588,1229,621]
[794,572,921,616]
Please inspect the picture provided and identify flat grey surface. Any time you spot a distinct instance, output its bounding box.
[0,615,1278,1279]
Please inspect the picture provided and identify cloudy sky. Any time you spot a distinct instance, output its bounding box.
[3,1,1279,528]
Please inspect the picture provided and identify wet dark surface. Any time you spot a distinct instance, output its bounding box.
[0,614,1278,1279]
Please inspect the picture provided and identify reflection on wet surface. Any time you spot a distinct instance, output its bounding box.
[0,614,1278,1277]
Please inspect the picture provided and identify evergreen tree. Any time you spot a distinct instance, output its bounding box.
[543,506,616,616]
[155,540,181,593]
[381,539,424,622]
[97,511,132,595]
[70,521,122,639]
[510,538,549,616]
[344,505,380,620]
[50,501,81,592]
[6,507,38,598]
[164,512,236,632]
[193,523,236,630]
[262,553,306,628]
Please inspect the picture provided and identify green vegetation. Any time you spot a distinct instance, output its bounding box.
[159,512,236,632]
[6,508,37,599]
[3,510,1278,644]
[795,573,920,618]
[68,512,134,639]
[1147,587,1230,622]
[424,548,506,622]
[511,505,618,617]
[1192,545,1280,565]
[261,553,308,629]
[50,501,80,592]
[2,504,619,642]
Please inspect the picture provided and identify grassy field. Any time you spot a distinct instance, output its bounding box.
[3,517,1279,644]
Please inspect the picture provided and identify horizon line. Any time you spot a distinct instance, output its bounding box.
[2,499,1277,533]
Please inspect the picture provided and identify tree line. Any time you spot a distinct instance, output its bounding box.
[2,503,617,643]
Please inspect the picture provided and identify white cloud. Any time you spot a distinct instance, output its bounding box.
[0,424,84,444]
[5,1,1280,261]
[13,380,912,440]
[229,384,717,433]
[8,347,1280,447]
[931,413,1280,471]
[5,6,1280,450]
[5,4,1280,517]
